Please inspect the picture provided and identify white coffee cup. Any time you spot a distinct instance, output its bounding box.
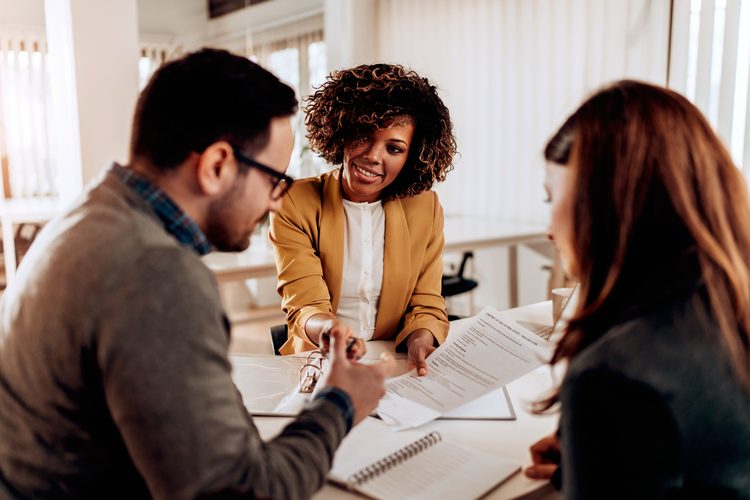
[551,287,575,322]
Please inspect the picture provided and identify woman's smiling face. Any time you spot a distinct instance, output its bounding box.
[341,116,415,203]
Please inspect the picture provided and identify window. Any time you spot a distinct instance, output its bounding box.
[138,44,183,90]
[0,32,56,198]
[669,0,750,172]
[250,29,328,178]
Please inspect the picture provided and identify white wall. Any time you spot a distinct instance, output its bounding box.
[324,0,377,70]
[43,0,140,192]
[0,0,45,26]
[375,0,670,223]
[138,0,206,41]
[368,0,671,310]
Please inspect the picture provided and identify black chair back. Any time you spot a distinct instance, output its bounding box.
[270,324,288,356]
[441,251,479,297]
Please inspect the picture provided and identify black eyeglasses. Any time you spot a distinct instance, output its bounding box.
[231,146,294,200]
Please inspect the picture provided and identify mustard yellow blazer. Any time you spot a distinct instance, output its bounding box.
[269,170,449,354]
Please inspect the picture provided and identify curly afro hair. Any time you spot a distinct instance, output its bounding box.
[304,64,457,199]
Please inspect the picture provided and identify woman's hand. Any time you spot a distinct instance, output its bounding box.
[524,433,561,480]
[406,329,436,376]
[325,328,395,425]
[318,320,366,360]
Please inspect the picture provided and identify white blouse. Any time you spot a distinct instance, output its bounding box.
[336,199,385,340]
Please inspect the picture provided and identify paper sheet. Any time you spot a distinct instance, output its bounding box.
[377,306,551,428]
[441,386,515,419]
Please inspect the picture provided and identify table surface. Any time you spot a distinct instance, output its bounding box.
[443,216,547,252]
[0,196,66,221]
[243,301,562,500]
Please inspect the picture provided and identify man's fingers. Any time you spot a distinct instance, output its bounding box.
[524,464,558,480]
[376,352,397,378]
[328,328,349,364]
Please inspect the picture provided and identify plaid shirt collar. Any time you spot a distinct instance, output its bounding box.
[112,163,213,256]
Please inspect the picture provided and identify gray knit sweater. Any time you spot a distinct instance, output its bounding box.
[0,168,346,499]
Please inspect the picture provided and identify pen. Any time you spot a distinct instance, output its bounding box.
[320,328,360,360]
[345,337,357,358]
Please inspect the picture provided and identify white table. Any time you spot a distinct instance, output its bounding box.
[202,243,277,284]
[204,216,547,308]
[443,216,547,308]
[0,197,65,284]
[238,301,561,499]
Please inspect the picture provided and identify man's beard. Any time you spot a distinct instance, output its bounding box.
[205,187,259,252]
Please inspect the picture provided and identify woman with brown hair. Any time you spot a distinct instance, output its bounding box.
[269,64,456,375]
[525,80,750,497]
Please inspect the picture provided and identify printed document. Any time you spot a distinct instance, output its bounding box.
[377,306,551,428]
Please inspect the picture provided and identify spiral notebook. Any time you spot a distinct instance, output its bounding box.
[329,417,520,500]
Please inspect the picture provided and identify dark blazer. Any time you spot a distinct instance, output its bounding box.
[560,289,750,499]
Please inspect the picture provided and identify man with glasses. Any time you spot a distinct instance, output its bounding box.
[232,145,295,201]
[0,49,392,499]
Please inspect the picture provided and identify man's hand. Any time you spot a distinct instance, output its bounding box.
[406,329,436,376]
[319,320,366,360]
[524,433,561,480]
[325,329,395,425]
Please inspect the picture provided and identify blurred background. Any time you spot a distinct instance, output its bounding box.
[0,0,746,351]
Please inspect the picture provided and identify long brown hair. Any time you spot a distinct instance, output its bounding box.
[542,80,750,407]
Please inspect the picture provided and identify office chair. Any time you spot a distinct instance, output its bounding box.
[269,323,288,356]
[441,251,478,320]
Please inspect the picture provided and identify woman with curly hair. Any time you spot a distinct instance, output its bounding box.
[269,64,456,374]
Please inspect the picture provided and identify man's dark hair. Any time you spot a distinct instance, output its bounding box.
[130,48,297,170]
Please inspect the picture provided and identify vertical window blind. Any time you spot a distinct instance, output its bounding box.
[0,28,56,198]
[669,0,750,172]
[249,28,327,178]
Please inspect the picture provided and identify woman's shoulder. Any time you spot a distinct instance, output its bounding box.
[569,296,709,373]
[397,189,441,211]
[282,170,338,210]
[393,190,443,232]
[287,171,332,197]
[566,293,733,398]
[399,189,440,205]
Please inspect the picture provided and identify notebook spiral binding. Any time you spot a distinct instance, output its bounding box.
[349,431,443,485]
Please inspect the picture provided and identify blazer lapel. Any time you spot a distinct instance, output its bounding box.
[375,197,411,338]
[319,170,345,313]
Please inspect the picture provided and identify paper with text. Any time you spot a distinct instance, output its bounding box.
[377,306,551,428]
